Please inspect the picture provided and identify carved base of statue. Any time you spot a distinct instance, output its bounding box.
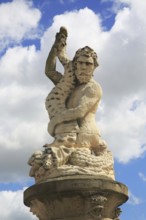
[24,176,128,220]
[24,143,128,220]
[28,144,115,183]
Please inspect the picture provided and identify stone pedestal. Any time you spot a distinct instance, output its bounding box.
[24,175,128,220]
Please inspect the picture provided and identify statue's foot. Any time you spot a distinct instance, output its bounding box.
[92,139,108,156]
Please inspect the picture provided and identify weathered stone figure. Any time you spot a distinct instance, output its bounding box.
[29,27,114,182]
[28,27,115,182]
[24,27,128,220]
[45,27,105,152]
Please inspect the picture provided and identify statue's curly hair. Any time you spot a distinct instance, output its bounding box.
[73,46,99,68]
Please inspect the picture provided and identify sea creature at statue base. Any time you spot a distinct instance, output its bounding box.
[24,176,128,220]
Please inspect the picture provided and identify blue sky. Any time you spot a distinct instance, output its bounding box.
[0,0,146,219]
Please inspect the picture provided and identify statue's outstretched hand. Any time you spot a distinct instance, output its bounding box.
[54,27,68,53]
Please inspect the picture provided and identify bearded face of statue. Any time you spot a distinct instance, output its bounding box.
[75,56,95,84]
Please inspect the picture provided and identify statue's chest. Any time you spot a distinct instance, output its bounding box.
[67,84,86,108]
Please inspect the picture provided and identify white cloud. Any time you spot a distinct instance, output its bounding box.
[0,45,52,181]
[128,191,142,205]
[139,172,146,182]
[48,8,103,56]
[0,189,36,220]
[0,0,41,51]
[0,46,37,82]
[98,95,146,163]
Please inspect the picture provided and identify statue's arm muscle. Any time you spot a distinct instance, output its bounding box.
[59,84,102,121]
[48,83,102,136]
[45,46,62,85]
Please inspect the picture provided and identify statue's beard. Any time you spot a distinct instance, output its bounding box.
[76,72,92,84]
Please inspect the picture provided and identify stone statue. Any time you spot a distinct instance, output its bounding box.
[45,27,106,151]
[24,27,128,220]
[28,27,115,182]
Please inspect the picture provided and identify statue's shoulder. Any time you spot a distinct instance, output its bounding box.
[64,60,73,70]
[86,79,102,98]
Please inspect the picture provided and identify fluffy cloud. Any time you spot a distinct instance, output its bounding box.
[0,46,52,181]
[98,95,146,163]
[128,191,142,205]
[0,189,36,220]
[139,172,146,182]
[0,0,41,51]
[44,7,104,55]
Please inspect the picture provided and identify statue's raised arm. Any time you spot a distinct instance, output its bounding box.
[45,27,70,85]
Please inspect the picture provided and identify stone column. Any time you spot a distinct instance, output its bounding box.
[24,176,128,220]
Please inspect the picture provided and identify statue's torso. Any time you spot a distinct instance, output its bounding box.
[67,79,101,135]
